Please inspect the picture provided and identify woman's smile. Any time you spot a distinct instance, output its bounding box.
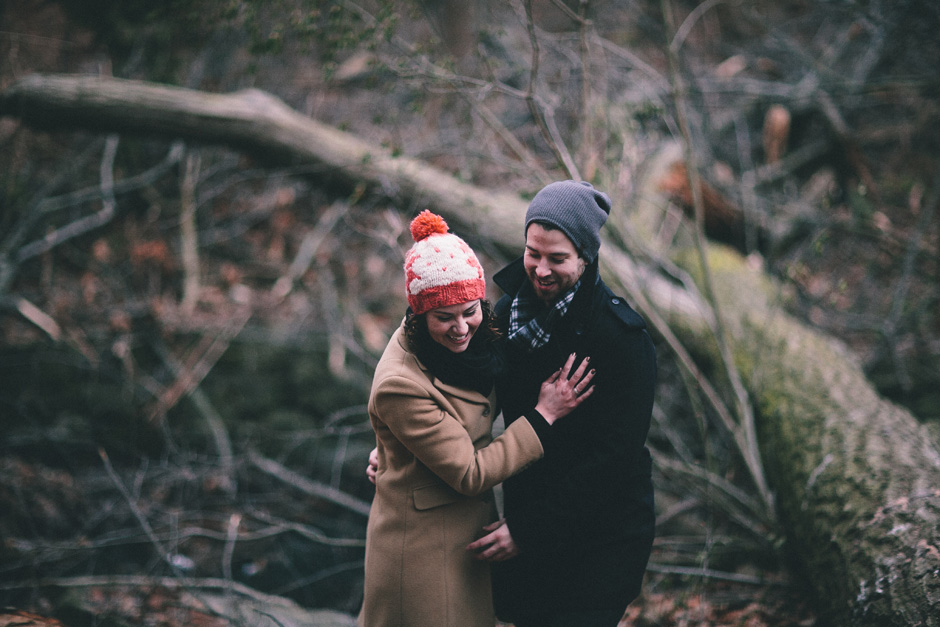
[426,300,483,353]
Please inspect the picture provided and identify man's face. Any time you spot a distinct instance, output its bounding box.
[523,222,587,305]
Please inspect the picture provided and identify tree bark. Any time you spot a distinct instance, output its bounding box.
[3,74,939,625]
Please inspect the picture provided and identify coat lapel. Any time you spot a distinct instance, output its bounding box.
[396,327,490,405]
[432,376,489,405]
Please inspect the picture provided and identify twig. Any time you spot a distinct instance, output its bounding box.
[753,138,829,186]
[248,449,372,518]
[99,449,184,575]
[7,514,365,565]
[0,139,103,293]
[270,201,345,302]
[0,574,304,613]
[645,562,772,586]
[464,96,553,185]
[271,559,364,596]
[188,388,238,497]
[98,449,242,623]
[670,0,728,53]
[661,0,774,516]
[10,296,62,340]
[878,168,940,392]
[577,0,592,150]
[222,513,240,599]
[734,111,759,254]
[14,134,120,262]
[600,247,743,458]
[146,309,251,424]
[548,0,587,24]
[595,37,668,92]
[180,149,201,314]
[653,452,769,533]
[523,0,580,179]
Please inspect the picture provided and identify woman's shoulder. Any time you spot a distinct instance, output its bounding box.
[371,324,418,376]
[376,334,421,376]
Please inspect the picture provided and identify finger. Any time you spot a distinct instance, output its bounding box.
[466,537,488,552]
[558,352,577,380]
[577,384,595,401]
[483,519,504,532]
[570,355,591,384]
[576,368,596,391]
[484,545,508,561]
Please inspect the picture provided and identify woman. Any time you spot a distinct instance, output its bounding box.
[358,211,594,627]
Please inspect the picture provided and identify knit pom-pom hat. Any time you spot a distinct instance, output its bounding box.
[404,210,486,315]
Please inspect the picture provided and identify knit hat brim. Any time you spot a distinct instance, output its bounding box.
[407,278,486,315]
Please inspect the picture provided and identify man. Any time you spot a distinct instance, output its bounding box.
[467,180,657,627]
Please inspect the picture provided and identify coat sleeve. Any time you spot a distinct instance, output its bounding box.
[504,326,657,551]
[373,373,544,496]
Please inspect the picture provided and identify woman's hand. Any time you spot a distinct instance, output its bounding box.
[534,352,595,424]
[366,447,378,485]
[466,519,520,562]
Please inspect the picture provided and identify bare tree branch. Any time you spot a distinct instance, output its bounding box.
[523,0,580,179]
[662,0,774,515]
[180,149,201,314]
[15,134,120,261]
[247,450,372,518]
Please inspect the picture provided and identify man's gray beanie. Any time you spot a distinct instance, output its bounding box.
[525,180,611,262]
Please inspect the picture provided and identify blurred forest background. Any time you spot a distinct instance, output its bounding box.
[1,0,938,625]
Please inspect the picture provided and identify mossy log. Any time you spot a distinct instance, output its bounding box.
[3,74,940,625]
[660,246,940,626]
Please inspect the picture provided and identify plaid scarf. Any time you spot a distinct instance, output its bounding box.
[507,278,581,352]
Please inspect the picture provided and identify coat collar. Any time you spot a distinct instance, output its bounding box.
[493,256,527,297]
[392,322,490,405]
[494,256,601,313]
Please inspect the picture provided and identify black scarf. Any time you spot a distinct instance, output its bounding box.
[409,311,504,397]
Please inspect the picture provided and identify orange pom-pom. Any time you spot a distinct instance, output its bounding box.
[410,210,449,242]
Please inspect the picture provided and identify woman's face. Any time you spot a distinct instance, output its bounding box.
[523,223,587,305]
[425,300,483,353]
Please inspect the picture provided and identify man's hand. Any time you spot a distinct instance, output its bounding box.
[366,447,378,485]
[466,519,520,562]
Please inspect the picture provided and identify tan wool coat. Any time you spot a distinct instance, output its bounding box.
[358,323,543,627]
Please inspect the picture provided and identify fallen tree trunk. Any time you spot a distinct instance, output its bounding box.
[648,244,940,626]
[3,74,939,625]
[0,74,523,249]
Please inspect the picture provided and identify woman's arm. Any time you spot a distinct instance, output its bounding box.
[370,353,595,496]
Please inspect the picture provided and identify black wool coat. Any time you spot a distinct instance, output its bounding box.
[491,257,657,619]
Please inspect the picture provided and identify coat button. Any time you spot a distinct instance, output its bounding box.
[611,297,621,305]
